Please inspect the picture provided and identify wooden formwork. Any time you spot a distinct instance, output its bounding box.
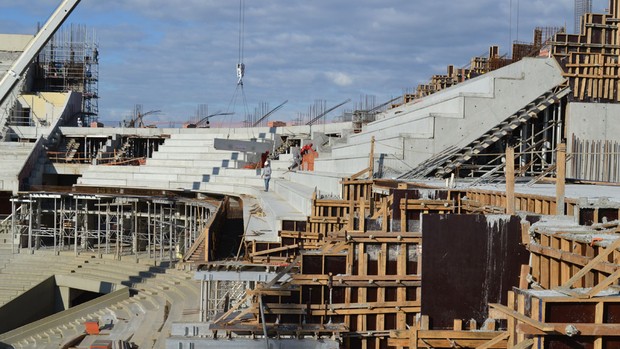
[216,176,620,348]
[552,1,620,102]
[236,179,464,348]
[491,289,620,349]
[526,223,620,293]
[461,188,578,216]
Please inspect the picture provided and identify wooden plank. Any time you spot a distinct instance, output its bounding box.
[517,322,620,336]
[475,332,510,349]
[488,303,554,332]
[506,146,515,214]
[585,268,620,298]
[512,338,534,349]
[595,301,604,349]
[249,243,299,257]
[560,236,620,289]
[519,264,530,289]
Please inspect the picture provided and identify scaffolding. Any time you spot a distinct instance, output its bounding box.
[9,192,216,262]
[35,24,99,125]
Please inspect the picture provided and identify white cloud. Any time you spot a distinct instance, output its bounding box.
[0,0,579,123]
[326,72,353,87]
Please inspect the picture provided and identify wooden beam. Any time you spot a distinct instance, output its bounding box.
[369,136,375,179]
[556,143,566,215]
[518,322,620,336]
[249,243,299,257]
[475,332,509,349]
[506,146,515,215]
[488,303,554,332]
[511,338,534,349]
[528,242,618,275]
[560,236,620,289]
[585,268,620,298]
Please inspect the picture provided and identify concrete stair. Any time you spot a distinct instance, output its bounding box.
[76,131,271,191]
[311,57,568,180]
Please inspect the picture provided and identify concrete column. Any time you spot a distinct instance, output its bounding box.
[556,143,567,216]
[59,286,71,310]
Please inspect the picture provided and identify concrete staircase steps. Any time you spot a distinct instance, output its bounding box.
[77,128,267,191]
[398,85,569,179]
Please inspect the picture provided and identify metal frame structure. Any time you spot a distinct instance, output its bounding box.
[35,24,100,124]
[9,192,216,262]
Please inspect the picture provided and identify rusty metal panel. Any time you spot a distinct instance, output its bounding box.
[421,214,529,329]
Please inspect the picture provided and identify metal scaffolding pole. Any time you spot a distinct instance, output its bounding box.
[147,201,151,259]
[54,197,57,255]
[11,198,15,254]
[74,197,78,257]
[28,200,33,254]
[96,198,100,256]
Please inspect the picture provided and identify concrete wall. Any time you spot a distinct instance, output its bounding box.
[0,34,32,51]
[565,102,620,181]
[317,57,567,176]
[566,102,620,140]
[18,92,79,126]
[0,276,56,334]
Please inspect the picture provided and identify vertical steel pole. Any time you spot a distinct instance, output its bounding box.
[147,201,151,259]
[11,199,15,254]
[74,198,78,257]
[28,200,33,254]
[53,197,57,255]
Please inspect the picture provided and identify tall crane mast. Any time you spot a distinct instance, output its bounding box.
[0,0,82,107]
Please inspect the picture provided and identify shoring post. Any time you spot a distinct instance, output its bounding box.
[556,143,566,215]
[506,146,516,215]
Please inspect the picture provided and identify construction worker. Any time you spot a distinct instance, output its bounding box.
[261,160,272,192]
[259,150,270,168]
[300,143,313,170]
[288,146,301,171]
[300,143,313,156]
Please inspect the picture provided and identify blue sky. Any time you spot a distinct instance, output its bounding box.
[0,0,605,126]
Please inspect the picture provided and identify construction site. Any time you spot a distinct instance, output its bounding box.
[2,0,620,348]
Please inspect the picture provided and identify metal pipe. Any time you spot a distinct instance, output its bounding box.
[54,197,57,255]
[11,198,15,254]
[259,295,269,348]
[97,198,101,256]
[147,201,151,259]
[28,199,33,254]
[74,198,78,257]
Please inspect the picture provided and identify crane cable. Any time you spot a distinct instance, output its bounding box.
[225,0,251,137]
[238,0,245,67]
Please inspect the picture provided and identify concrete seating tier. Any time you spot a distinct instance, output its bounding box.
[0,251,199,349]
[77,131,258,191]
[313,58,567,177]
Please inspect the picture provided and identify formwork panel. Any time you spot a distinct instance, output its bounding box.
[421,214,529,329]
